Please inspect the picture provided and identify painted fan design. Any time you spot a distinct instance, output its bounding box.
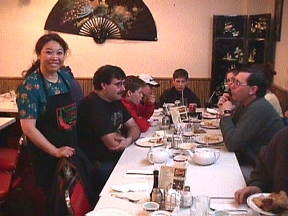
[79,16,121,43]
[44,0,157,44]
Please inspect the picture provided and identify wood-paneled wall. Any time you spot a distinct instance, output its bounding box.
[1,77,287,112]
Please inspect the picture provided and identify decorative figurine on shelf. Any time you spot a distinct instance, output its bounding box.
[248,48,257,63]
[251,20,267,37]
[234,47,243,63]
[223,21,239,37]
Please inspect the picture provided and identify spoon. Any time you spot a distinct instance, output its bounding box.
[111,194,141,203]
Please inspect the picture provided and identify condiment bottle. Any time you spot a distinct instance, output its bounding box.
[150,170,160,201]
[198,112,203,120]
[180,186,192,208]
[151,188,162,205]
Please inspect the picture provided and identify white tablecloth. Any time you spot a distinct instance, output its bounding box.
[0,117,16,130]
[91,109,253,215]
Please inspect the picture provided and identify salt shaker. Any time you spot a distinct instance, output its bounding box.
[181,186,192,208]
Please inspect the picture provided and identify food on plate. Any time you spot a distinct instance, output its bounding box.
[193,128,206,134]
[149,137,163,144]
[252,191,288,214]
[203,120,218,127]
[205,135,220,141]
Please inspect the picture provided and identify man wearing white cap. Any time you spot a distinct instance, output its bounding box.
[138,74,160,118]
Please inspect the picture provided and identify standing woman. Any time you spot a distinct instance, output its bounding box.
[16,33,92,214]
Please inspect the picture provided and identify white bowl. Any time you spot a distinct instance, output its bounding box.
[143,202,159,211]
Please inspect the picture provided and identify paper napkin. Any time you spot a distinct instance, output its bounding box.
[110,179,149,192]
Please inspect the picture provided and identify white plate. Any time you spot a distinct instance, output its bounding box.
[178,142,197,150]
[163,103,175,107]
[247,193,274,216]
[194,135,223,145]
[135,137,164,148]
[203,113,217,119]
[86,208,132,216]
[200,121,219,129]
[150,210,172,216]
[206,108,218,114]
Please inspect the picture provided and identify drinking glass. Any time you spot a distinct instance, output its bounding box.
[170,108,181,126]
[190,196,211,216]
[180,97,188,108]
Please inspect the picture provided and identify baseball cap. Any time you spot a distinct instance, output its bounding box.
[138,74,160,87]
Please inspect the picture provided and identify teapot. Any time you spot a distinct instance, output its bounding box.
[147,146,169,165]
[192,148,220,165]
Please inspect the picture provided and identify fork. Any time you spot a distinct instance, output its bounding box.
[111,194,141,203]
[210,207,248,213]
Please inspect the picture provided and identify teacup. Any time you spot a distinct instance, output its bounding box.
[173,155,188,167]
[147,147,169,169]
[192,148,220,165]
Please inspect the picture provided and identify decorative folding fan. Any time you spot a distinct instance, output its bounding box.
[79,16,121,43]
[44,0,157,44]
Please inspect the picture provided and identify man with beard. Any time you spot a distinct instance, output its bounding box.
[77,65,141,195]
[218,66,284,182]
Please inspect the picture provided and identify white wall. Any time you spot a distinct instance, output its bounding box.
[274,0,288,90]
[0,0,286,90]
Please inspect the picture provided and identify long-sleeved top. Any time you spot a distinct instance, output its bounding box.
[121,98,154,132]
[220,97,285,167]
[159,87,201,108]
[265,92,283,117]
[249,127,288,194]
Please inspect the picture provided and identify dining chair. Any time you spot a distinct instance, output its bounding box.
[65,175,91,216]
[0,134,25,172]
[0,171,13,204]
[0,148,19,172]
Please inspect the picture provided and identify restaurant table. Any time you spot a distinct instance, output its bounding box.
[0,117,16,130]
[90,109,253,215]
[0,93,18,113]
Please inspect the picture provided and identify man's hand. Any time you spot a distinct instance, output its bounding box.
[235,186,261,204]
[217,93,231,108]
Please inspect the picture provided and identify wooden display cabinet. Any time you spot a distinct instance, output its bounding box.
[211,14,272,106]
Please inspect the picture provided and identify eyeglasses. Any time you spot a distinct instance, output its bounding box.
[111,81,125,88]
[233,79,248,87]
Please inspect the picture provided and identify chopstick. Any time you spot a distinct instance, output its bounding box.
[210,197,234,199]
[126,172,153,175]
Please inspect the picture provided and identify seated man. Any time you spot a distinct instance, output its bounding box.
[159,69,201,107]
[138,74,160,114]
[235,127,288,204]
[121,76,151,132]
[218,66,284,181]
[77,65,141,194]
